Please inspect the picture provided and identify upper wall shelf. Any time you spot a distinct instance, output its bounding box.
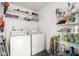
[57,22,79,26]
[66,22,79,25]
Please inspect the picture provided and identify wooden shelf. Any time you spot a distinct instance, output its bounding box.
[59,40,79,47]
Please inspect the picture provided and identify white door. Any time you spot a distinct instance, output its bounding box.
[10,35,31,56]
[32,33,45,55]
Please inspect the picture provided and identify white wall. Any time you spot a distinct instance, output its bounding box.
[5,18,38,43]
[4,3,38,41]
[38,2,67,52]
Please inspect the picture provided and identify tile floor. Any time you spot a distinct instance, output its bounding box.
[33,50,49,56]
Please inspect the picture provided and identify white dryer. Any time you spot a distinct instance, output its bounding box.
[31,33,45,55]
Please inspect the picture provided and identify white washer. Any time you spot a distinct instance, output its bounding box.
[31,33,45,55]
[10,31,31,56]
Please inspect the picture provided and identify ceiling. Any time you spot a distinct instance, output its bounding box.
[11,2,51,12]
